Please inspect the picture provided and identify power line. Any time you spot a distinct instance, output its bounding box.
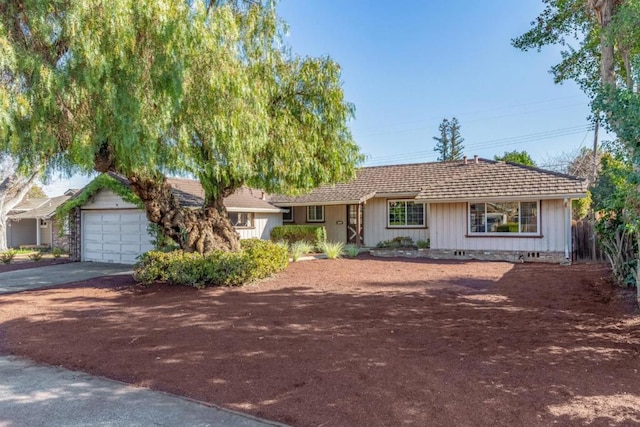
[364,124,594,166]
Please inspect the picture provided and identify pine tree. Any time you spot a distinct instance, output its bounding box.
[433,117,465,162]
[432,119,450,162]
[448,117,465,161]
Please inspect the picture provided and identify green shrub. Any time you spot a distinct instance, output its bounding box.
[0,250,17,264]
[320,241,344,259]
[52,247,64,258]
[416,239,430,249]
[270,225,327,247]
[290,240,314,262]
[343,244,360,257]
[133,239,288,288]
[240,238,289,280]
[376,236,415,249]
[28,251,43,261]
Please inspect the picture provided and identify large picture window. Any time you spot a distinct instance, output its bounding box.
[469,201,539,234]
[307,205,324,222]
[388,200,425,227]
[229,212,254,229]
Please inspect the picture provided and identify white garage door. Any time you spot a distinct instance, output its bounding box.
[82,210,154,264]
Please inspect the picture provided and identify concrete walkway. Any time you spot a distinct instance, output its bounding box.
[0,356,283,427]
[0,262,132,294]
[0,263,286,427]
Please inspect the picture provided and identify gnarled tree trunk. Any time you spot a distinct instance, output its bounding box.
[127,175,241,254]
[0,168,40,251]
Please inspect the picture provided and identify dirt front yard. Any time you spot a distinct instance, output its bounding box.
[0,256,638,426]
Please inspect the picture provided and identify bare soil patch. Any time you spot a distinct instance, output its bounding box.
[0,255,638,426]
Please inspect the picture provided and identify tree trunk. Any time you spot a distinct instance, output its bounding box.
[0,169,41,251]
[0,219,7,251]
[589,0,617,87]
[127,174,241,254]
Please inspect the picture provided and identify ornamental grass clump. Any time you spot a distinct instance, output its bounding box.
[321,241,344,259]
[0,250,17,264]
[28,251,43,261]
[290,241,315,262]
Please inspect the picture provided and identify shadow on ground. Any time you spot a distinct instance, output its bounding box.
[0,257,638,426]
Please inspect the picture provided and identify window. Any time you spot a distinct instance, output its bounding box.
[228,212,254,228]
[469,201,538,234]
[388,200,425,227]
[306,205,324,222]
[283,207,294,223]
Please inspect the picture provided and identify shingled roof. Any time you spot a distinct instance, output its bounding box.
[9,195,72,220]
[166,178,282,212]
[269,158,587,205]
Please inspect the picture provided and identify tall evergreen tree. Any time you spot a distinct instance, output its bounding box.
[433,117,465,161]
[432,119,450,162]
[448,117,465,161]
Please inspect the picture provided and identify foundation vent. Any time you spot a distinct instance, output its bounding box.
[454,250,466,256]
[527,252,540,258]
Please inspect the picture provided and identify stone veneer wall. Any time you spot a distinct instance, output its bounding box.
[51,221,70,252]
[69,207,81,261]
[369,248,567,264]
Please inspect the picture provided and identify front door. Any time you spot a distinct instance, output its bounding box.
[347,204,363,245]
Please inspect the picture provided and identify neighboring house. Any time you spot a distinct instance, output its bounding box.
[67,176,284,264]
[269,157,587,263]
[6,191,75,250]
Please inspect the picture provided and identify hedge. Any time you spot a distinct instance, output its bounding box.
[133,239,288,288]
[270,225,327,246]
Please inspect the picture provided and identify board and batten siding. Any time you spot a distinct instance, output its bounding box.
[291,205,347,243]
[7,218,37,247]
[82,190,140,210]
[236,213,282,240]
[363,198,429,247]
[429,200,566,252]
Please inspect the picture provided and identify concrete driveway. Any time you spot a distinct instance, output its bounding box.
[0,262,132,294]
[0,356,283,427]
[0,263,286,426]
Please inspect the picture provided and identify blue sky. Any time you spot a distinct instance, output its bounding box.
[45,0,596,195]
[278,0,597,167]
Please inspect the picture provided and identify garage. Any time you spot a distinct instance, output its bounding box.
[82,210,153,264]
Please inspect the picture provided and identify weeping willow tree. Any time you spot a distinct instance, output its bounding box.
[0,0,363,253]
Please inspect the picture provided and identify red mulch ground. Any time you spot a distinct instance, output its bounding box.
[0,255,639,426]
[0,257,71,273]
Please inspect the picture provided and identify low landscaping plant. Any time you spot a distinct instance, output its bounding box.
[343,244,360,257]
[320,241,344,259]
[52,247,65,258]
[290,240,315,262]
[133,239,288,288]
[270,225,327,247]
[28,251,43,261]
[416,239,430,249]
[0,249,17,264]
[376,236,415,249]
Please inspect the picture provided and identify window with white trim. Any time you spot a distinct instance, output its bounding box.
[229,212,254,228]
[283,207,294,222]
[469,201,539,234]
[388,200,425,227]
[306,205,324,222]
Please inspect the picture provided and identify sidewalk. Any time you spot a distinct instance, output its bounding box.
[0,356,285,427]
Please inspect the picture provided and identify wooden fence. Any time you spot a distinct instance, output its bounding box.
[572,219,608,263]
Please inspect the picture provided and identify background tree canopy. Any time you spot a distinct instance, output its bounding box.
[0,0,364,253]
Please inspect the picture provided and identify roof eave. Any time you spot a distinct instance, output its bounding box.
[416,193,588,203]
